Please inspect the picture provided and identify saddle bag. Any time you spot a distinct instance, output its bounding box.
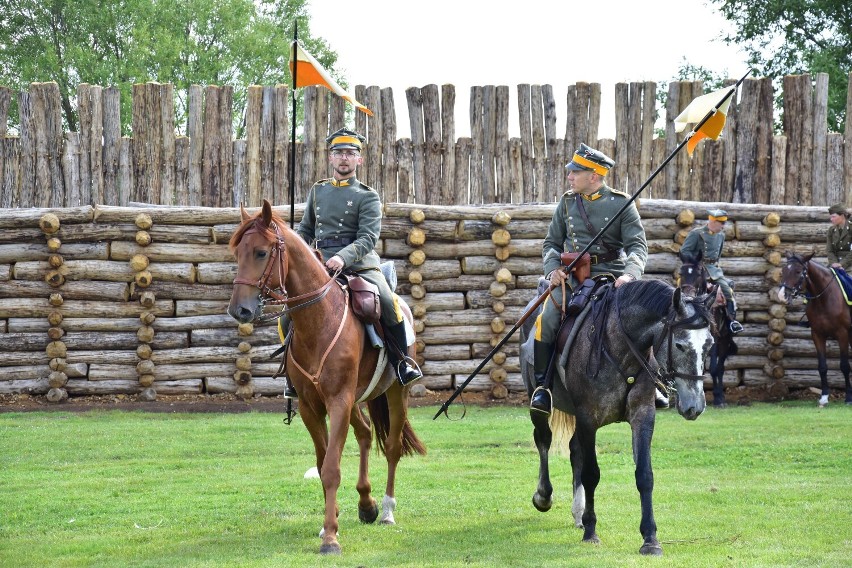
[560,252,591,283]
[345,274,381,325]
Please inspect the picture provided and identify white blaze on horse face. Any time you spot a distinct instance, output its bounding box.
[685,327,713,375]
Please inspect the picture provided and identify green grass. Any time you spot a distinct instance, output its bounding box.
[1,402,851,567]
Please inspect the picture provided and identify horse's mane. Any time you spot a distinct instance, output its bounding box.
[617,279,675,317]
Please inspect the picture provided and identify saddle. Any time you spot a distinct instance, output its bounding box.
[343,273,381,325]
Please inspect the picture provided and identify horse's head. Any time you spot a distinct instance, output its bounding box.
[659,287,714,420]
[227,199,288,324]
[677,250,707,296]
[777,251,814,304]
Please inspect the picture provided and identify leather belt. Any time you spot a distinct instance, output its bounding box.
[589,249,621,264]
[314,236,354,249]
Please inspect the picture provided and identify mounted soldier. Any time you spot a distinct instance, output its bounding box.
[680,209,744,335]
[530,143,649,415]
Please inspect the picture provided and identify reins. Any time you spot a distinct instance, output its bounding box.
[615,292,708,393]
[232,220,341,322]
[781,256,834,302]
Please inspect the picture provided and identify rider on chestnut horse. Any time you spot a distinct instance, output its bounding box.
[281,128,421,398]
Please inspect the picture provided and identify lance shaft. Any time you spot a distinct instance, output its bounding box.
[433,70,751,420]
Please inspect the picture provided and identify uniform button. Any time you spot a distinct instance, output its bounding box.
[604,217,609,221]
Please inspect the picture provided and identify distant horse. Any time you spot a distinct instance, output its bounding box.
[520,279,714,555]
[228,200,426,555]
[678,250,738,407]
[777,251,852,407]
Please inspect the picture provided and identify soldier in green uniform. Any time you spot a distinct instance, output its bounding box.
[287,128,421,397]
[530,143,649,415]
[826,203,852,270]
[680,209,744,334]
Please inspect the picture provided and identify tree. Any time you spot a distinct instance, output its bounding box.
[0,0,340,134]
[711,0,851,132]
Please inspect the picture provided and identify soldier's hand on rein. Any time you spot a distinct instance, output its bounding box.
[614,274,635,288]
[325,255,345,272]
[549,268,568,286]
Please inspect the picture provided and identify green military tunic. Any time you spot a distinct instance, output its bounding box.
[680,224,734,301]
[827,220,852,270]
[297,176,402,324]
[535,184,648,343]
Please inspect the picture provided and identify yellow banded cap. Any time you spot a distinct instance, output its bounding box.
[708,208,728,222]
[326,128,365,150]
[565,143,615,176]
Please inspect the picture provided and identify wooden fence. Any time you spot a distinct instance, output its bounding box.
[0,200,845,401]
[1,74,851,209]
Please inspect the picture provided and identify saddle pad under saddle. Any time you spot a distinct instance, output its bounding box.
[832,268,852,306]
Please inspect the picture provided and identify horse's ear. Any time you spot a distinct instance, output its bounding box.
[673,286,684,313]
[240,204,251,222]
[783,250,791,259]
[804,251,815,262]
[261,199,273,226]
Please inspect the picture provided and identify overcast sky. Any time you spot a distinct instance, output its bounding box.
[306,0,751,138]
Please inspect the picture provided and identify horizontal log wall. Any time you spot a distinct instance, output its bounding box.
[2,74,851,208]
[0,200,842,401]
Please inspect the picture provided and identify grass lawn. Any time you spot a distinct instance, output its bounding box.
[1,401,851,567]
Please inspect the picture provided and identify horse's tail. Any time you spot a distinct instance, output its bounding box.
[549,409,576,458]
[366,394,427,457]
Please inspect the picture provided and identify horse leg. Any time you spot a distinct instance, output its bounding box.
[349,404,378,524]
[709,344,726,408]
[298,403,337,536]
[631,410,662,556]
[569,433,585,528]
[576,426,601,545]
[317,400,354,555]
[814,333,830,407]
[530,411,553,512]
[842,330,852,404]
[379,383,407,525]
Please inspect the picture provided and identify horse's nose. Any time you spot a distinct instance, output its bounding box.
[679,405,702,421]
[228,304,255,323]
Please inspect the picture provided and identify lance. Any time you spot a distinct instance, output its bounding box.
[288,24,299,230]
[433,69,752,420]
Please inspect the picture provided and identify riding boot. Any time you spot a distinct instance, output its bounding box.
[385,321,422,386]
[565,278,595,317]
[530,340,554,415]
[726,300,744,334]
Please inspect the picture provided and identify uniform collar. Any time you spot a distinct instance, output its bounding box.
[579,184,607,201]
[330,176,358,187]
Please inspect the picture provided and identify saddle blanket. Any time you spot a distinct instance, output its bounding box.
[832,267,852,306]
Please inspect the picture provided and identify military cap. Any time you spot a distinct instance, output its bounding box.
[326,128,366,151]
[828,203,847,216]
[707,209,728,222]
[565,143,615,176]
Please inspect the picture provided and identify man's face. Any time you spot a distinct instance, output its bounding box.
[707,219,725,233]
[830,212,845,226]
[566,169,600,194]
[329,149,362,178]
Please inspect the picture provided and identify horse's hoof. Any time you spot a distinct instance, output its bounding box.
[713,401,727,409]
[532,493,552,512]
[359,503,379,524]
[319,543,342,555]
[640,543,663,556]
[582,534,601,545]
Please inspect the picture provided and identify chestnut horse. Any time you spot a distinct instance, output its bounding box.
[678,250,738,407]
[227,200,426,554]
[778,251,852,407]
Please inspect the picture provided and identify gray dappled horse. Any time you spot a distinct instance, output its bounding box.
[520,279,714,555]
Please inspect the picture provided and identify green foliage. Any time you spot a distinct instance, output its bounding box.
[711,0,851,131]
[1,402,851,566]
[0,0,340,134]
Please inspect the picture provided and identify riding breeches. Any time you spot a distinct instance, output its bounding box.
[710,276,735,304]
[534,286,568,344]
[357,268,403,327]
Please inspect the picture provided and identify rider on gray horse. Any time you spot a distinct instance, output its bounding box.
[531,144,649,415]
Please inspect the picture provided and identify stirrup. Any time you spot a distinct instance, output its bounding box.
[395,356,423,386]
[530,386,552,415]
[729,320,744,334]
[654,389,669,409]
[283,377,298,399]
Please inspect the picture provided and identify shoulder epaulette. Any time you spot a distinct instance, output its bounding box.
[359,181,376,193]
[609,188,631,198]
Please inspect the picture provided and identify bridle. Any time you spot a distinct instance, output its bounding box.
[678,259,708,295]
[617,296,709,393]
[780,256,832,302]
[232,221,339,323]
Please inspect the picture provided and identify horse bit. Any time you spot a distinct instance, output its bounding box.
[232,221,339,323]
[780,257,832,302]
[617,299,709,393]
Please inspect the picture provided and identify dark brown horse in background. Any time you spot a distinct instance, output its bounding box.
[228,200,425,554]
[778,251,852,407]
[678,250,737,407]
